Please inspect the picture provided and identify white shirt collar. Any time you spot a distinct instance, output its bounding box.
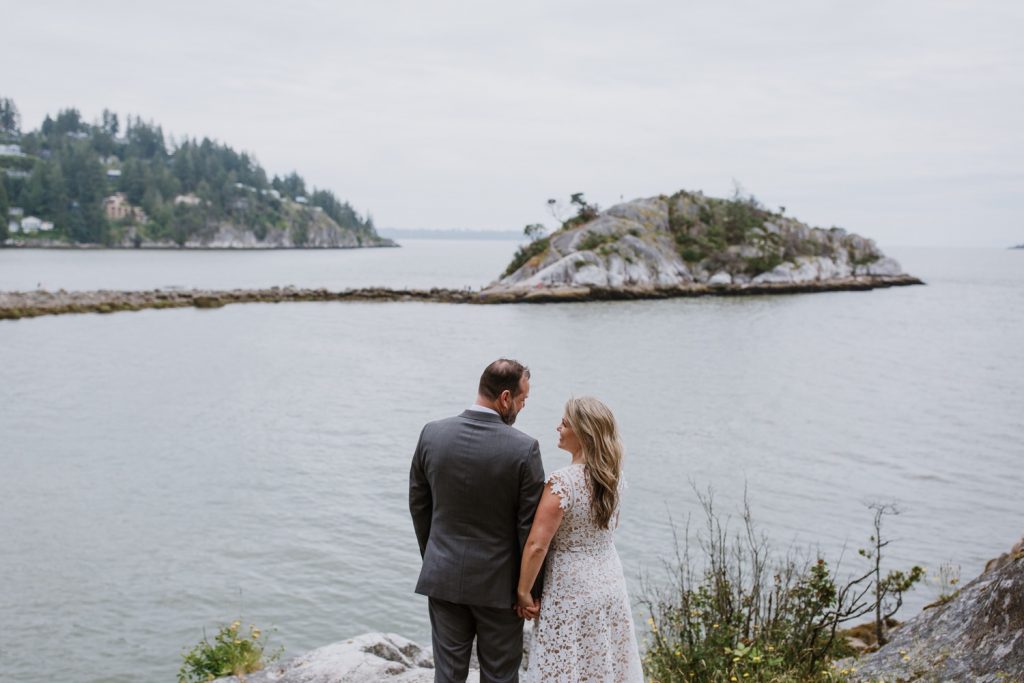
[468,404,499,416]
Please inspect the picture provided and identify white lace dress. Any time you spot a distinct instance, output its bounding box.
[525,463,644,682]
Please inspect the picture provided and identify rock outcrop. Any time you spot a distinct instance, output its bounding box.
[116,207,395,249]
[210,625,538,683]
[983,536,1024,575]
[212,633,445,683]
[845,544,1024,682]
[486,190,919,297]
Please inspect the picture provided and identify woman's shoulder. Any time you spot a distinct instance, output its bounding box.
[545,464,586,509]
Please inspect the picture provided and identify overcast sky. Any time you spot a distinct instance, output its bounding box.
[6,0,1022,246]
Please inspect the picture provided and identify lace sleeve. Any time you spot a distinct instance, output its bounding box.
[546,470,573,511]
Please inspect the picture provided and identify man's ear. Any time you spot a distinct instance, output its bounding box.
[500,389,512,405]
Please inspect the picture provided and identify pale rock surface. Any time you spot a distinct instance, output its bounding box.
[493,193,907,293]
[860,257,903,277]
[844,551,1024,682]
[211,625,537,683]
[212,633,462,683]
[708,271,732,286]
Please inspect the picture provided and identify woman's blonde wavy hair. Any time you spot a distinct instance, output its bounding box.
[564,396,623,530]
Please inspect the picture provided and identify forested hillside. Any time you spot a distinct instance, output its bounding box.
[0,98,387,247]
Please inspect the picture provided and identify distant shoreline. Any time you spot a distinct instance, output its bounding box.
[0,242,400,251]
[378,228,524,241]
[0,275,924,321]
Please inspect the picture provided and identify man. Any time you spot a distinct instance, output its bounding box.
[410,359,546,683]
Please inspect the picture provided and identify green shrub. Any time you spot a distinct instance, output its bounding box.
[745,251,784,276]
[179,620,281,683]
[502,236,550,278]
[577,231,617,252]
[642,492,921,683]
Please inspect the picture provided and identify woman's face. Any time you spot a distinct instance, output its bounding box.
[557,414,582,456]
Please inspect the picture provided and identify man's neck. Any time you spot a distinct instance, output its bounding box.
[469,401,499,416]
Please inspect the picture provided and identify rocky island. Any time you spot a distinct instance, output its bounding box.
[480,189,922,302]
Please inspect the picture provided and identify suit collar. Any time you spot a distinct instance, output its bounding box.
[460,409,505,424]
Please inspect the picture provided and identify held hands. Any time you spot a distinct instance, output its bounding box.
[515,591,540,620]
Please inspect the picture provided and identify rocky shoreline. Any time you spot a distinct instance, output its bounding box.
[206,541,1022,683]
[2,240,399,250]
[0,275,923,321]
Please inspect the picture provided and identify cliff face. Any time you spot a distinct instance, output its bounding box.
[846,548,1024,682]
[494,191,906,291]
[118,210,395,249]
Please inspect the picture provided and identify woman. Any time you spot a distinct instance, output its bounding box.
[516,396,644,682]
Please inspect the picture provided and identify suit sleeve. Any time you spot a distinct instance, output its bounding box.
[518,439,546,598]
[409,427,432,558]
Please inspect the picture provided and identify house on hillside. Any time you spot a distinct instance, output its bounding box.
[19,216,55,233]
[0,143,23,157]
[7,207,24,233]
[103,193,146,223]
[173,193,202,206]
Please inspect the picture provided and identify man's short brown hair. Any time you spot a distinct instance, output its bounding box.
[478,359,530,400]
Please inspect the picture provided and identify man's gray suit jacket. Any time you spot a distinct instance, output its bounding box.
[409,409,545,609]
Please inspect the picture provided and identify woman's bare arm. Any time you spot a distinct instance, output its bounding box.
[516,483,565,618]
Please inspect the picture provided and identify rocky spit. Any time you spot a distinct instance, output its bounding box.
[0,274,923,321]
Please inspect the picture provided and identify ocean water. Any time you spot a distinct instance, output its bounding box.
[0,243,1021,682]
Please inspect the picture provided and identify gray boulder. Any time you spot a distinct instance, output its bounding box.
[211,624,536,683]
[846,551,1024,682]
[212,633,452,683]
